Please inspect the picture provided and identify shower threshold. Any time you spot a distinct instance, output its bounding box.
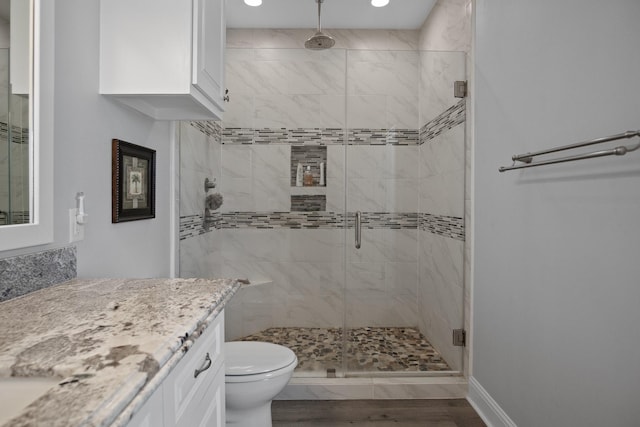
[278,375,467,400]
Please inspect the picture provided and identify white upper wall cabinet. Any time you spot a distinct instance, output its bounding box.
[99,0,226,120]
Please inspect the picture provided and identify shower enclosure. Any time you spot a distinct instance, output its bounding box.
[178,46,466,379]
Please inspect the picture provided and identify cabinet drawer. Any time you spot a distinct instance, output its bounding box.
[163,311,224,426]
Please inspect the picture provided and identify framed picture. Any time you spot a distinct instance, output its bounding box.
[112,139,156,223]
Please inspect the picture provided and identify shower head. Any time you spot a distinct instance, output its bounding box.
[305,0,335,50]
[305,31,335,50]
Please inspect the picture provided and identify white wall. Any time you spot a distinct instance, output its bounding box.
[472,1,640,426]
[0,0,173,278]
[54,0,172,277]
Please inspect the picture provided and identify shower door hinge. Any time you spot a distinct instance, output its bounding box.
[453,329,466,347]
[454,81,467,98]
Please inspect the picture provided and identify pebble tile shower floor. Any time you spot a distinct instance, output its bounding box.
[238,327,451,373]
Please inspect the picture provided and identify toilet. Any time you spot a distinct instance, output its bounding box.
[224,341,298,427]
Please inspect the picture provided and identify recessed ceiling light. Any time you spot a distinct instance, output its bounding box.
[244,0,262,6]
[371,0,390,7]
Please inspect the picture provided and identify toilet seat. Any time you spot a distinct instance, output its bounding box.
[225,341,297,381]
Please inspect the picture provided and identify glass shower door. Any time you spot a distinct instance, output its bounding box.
[342,49,467,375]
[219,47,350,379]
[216,44,466,378]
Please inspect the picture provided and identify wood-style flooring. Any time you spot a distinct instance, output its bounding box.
[272,399,487,427]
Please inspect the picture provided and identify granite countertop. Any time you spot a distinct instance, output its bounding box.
[0,277,240,427]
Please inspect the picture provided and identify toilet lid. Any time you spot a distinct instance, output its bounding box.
[225,341,297,376]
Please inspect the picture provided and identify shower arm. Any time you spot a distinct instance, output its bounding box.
[317,0,322,33]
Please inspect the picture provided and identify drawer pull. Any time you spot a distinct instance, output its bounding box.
[194,352,212,378]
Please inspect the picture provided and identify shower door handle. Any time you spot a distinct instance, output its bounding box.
[355,211,362,249]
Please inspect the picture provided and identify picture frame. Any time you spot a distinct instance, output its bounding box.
[112,139,156,223]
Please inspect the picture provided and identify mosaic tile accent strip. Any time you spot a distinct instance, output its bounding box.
[291,195,326,212]
[420,213,465,241]
[239,327,451,373]
[216,212,419,230]
[420,99,466,143]
[0,121,30,145]
[180,211,463,236]
[254,128,291,144]
[219,211,343,229]
[0,210,30,225]
[221,127,254,144]
[291,146,327,186]
[347,212,419,229]
[348,128,419,145]
[223,127,419,146]
[190,121,222,142]
[179,213,206,240]
[0,246,77,302]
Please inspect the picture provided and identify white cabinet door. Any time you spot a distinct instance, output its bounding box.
[192,0,226,110]
[100,0,192,95]
[99,0,225,120]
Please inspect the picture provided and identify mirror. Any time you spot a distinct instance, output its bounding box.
[0,0,53,251]
[0,0,30,226]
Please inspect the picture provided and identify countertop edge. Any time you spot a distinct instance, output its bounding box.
[107,282,240,427]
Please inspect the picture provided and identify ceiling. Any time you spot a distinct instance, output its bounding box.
[226,0,437,30]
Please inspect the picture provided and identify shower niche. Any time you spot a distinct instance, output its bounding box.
[290,145,327,212]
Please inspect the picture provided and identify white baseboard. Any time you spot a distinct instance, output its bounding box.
[467,376,517,427]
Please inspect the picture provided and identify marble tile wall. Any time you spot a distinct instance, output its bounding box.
[179,121,222,220]
[418,0,472,53]
[0,246,77,302]
[178,31,469,363]
[416,50,467,372]
[418,231,464,371]
[419,51,467,126]
[227,29,419,51]
[217,227,422,338]
[419,0,473,376]
[220,143,291,212]
[346,50,419,130]
[178,121,222,279]
[224,48,346,130]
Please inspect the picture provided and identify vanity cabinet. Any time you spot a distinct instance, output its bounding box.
[127,311,225,427]
[127,387,164,427]
[99,0,226,120]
